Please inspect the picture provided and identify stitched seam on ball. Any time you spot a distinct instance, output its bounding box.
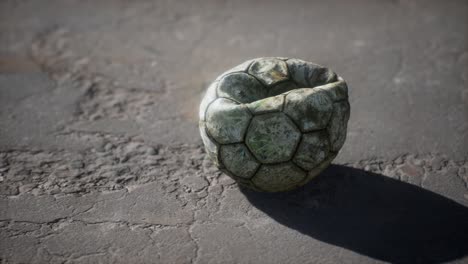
[202,123,224,169]
[281,108,303,133]
[245,71,268,90]
[243,116,256,158]
[288,130,303,163]
[291,158,308,173]
[220,144,259,179]
[249,163,262,180]
[250,169,266,192]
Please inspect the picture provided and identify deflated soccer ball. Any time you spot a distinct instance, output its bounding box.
[199,57,350,192]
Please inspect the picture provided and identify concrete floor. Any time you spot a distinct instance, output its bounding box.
[0,0,467,263]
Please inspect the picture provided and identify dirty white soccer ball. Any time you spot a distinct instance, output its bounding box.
[199,57,350,192]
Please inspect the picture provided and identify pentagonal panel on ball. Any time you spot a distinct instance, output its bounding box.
[248,58,289,86]
[220,143,260,179]
[217,72,267,104]
[284,88,333,132]
[246,113,301,163]
[293,131,330,170]
[252,162,306,192]
[206,98,252,144]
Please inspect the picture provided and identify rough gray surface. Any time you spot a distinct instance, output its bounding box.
[0,0,467,263]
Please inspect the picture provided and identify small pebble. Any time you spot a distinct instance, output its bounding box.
[400,164,423,177]
[95,141,106,153]
[431,156,446,170]
[104,143,114,152]
[119,155,130,163]
[48,188,60,195]
[458,167,466,177]
[70,160,84,169]
[413,158,424,166]
[19,183,37,193]
[0,160,8,168]
[90,113,102,121]
[0,185,19,195]
[147,147,159,155]
[394,156,404,165]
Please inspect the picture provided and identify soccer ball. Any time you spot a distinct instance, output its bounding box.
[199,57,350,192]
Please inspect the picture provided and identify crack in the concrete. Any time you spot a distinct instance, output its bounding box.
[65,250,109,263]
[0,218,185,233]
[187,224,200,264]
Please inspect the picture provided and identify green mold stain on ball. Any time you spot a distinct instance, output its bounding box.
[199,57,350,192]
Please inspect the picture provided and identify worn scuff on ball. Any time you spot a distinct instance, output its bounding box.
[199,57,350,192]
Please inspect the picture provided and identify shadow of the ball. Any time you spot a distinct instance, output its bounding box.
[240,165,468,263]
